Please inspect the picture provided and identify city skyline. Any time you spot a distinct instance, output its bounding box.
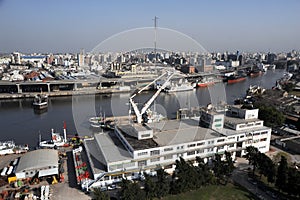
[1,0,300,53]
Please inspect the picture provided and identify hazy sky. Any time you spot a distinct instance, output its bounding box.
[0,0,299,53]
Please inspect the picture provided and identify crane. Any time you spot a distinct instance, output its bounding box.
[130,70,177,123]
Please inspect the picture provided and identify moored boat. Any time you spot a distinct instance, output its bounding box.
[33,94,48,110]
[39,122,69,148]
[227,75,246,84]
[0,141,29,155]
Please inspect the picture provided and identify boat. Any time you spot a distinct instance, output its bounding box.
[164,79,195,93]
[227,75,246,84]
[33,94,48,110]
[39,122,69,148]
[0,141,29,156]
[248,69,262,77]
[197,80,215,87]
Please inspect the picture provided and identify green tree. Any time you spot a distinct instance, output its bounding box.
[119,179,146,200]
[92,188,110,200]
[275,156,288,191]
[196,156,213,185]
[155,167,170,198]
[244,146,260,176]
[212,154,223,184]
[144,173,156,200]
[254,102,285,128]
[286,167,300,197]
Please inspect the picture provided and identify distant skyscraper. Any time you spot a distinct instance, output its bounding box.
[12,52,21,64]
[78,49,85,67]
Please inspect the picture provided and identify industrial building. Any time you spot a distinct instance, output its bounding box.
[81,105,271,190]
[15,149,59,179]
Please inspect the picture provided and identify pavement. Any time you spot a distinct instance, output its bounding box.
[232,158,277,200]
[50,150,91,200]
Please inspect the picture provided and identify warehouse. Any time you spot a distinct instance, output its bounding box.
[15,149,59,179]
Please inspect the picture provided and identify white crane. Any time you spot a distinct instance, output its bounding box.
[130,70,177,123]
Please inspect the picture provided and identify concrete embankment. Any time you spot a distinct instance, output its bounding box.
[0,88,133,99]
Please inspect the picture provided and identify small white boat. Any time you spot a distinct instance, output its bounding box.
[33,94,48,110]
[39,122,68,148]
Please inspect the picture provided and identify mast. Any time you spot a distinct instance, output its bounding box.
[153,16,158,62]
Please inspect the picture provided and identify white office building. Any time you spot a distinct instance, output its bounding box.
[82,105,271,189]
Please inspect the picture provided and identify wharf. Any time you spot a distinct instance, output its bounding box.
[0,87,132,100]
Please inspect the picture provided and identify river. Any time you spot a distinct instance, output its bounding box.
[0,69,285,148]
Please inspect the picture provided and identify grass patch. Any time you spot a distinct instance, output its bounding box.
[161,183,256,200]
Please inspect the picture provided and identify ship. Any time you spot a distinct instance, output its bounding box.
[197,76,221,87]
[33,94,48,110]
[39,122,69,148]
[227,75,246,84]
[163,79,195,93]
[248,69,262,77]
[0,141,29,156]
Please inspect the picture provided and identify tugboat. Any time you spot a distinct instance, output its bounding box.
[33,94,48,110]
[39,122,69,148]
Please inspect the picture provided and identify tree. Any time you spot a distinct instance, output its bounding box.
[144,173,156,200]
[212,154,223,184]
[275,156,288,191]
[155,167,170,198]
[244,146,260,176]
[92,188,110,200]
[119,179,146,200]
[253,102,285,128]
[196,156,213,185]
[286,167,300,197]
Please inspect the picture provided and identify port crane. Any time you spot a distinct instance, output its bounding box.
[129,70,177,123]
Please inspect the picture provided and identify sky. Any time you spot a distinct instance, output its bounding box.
[0,0,300,53]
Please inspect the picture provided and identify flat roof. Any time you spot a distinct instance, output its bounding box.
[224,116,261,125]
[117,125,158,150]
[94,131,132,163]
[148,119,222,146]
[219,126,271,136]
[16,149,58,173]
[84,139,107,175]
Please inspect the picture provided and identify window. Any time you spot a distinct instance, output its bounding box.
[150,150,160,156]
[138,160,147,167]
[141,134,151,138]
[253,132,260,136]
[228,144,234,148]
[150,157,160,162]
[255,122,262,125]
[197,142,205,146]
[239,135,244,138]
[197,149,204,154]
[164,155,173,160]
[217,139,225,143]
[188,144,196,148]
[259,146,266,149]
[164,147,173,152]
[260,138,267,142]
[215,124,222,127]
[138,151,148,156]
[214,118,222,122]
[208,140,214,145]
[261,131,268,135]
[187,151,195,156]
[228,136,235,140]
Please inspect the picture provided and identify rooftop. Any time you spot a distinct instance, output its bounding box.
[224,116,262,125]
[117,125,158,150]
[148,119,222,146]
[219,126,271,136]
[16,149,58,173]
[94,131,132,163]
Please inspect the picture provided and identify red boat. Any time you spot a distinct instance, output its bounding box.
[249,70,262,77]
[197,81,215,87]
[227,76,246,84]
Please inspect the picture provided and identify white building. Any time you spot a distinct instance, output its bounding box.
[82,105,271,189]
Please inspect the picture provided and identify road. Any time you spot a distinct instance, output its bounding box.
[232,158,275,200]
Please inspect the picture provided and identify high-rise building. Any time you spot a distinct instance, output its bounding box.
[78,49,85,67]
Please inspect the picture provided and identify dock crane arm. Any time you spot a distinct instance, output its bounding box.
[129,70,176,123]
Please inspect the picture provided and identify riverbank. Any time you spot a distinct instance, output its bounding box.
[0,87,132,99]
